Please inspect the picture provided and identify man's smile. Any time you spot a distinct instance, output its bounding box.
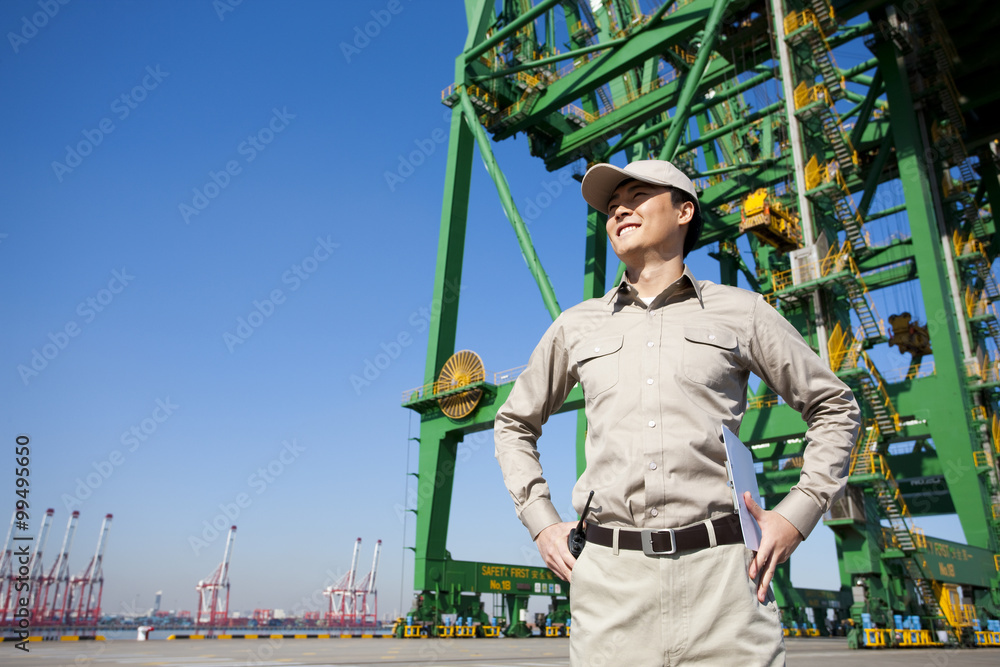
[617,222,641,237]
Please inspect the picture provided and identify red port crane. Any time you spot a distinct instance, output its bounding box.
[36,510,80,624]
[195,525,235,629]
[323,538,381,627]
[65,513,113,626]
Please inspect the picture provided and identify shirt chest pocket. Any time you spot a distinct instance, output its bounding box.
[682,327,739,386]
[575,335,623,399]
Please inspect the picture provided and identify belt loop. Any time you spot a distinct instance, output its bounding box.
[612,527,620,556]
[703,518,717,548]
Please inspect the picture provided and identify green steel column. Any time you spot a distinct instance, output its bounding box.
[696,112,722,169]
[878,38,993,548]
[849,70,883,149]
[719,249,739,286]
[412,0,495,613]
[658,0,732,161]
[412,424,461,591]
[761,113,774,160]
[773,0,828,365]
[583,207,607,300]
[423,102,475,383]
[459,90,562,320]
[857,131,893,220]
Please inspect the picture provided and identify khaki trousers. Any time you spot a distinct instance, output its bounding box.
[569,539,785,666]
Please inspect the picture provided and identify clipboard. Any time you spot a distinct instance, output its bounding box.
[722,425,763,551]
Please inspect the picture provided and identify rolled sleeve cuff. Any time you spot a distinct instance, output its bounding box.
[773,487,824,539]
[520,499,563,540]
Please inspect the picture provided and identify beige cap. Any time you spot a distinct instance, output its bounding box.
[580,159,700,215]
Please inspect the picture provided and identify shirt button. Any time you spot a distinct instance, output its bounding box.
[594,346,600,352]
[708,334,716,341]
[646,378,654,385]
[649,462,657,470]
[650,508,658,517]
[648,420,656,428]
[647,341,654,347]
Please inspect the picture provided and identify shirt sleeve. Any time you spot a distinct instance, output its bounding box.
[494,316,579,539]
[745,296,861,539]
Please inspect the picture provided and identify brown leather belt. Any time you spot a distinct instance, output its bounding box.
[583,513,742,556]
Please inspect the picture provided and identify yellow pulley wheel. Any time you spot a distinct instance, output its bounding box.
[435,350,485,420]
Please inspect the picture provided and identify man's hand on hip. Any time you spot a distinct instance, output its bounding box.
[535,522,577,582]
[743,491,804,602]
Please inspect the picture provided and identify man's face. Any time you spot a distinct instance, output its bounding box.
[605,180,693,264]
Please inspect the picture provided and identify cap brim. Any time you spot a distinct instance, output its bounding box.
[580,163,637,214]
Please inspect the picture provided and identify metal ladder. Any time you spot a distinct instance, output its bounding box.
[842,279,882,339]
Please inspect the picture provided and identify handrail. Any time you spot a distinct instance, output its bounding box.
[401,364,528,403]
[747,393,782,409]
[783,9,819,36]
[992,414,1000,454]
[793,81,829,110]
[828,321,848,371]
[859,350,900,430]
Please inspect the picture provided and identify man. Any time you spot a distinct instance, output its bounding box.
[494,159,860,665]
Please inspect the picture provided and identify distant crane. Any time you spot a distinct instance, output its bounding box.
[65,513,113,626]
[0,510,17,626]
[37,510,80,623]
[195,525,235,629]
[26,509,55,614]
[354,539,381,625]
[324,537,362,625]
[323,538,381,626]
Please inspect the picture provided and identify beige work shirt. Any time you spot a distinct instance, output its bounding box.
[495,265,860,541]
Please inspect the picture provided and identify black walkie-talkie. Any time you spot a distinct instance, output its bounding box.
[567,490,595,558]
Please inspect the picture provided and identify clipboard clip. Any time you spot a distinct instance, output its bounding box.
[725,458,742,514]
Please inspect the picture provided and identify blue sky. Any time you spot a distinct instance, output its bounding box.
[1,0,964,621]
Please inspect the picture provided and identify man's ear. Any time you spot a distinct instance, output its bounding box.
[677,201,695,225]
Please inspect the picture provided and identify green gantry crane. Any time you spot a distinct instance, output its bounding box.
[400,0,1000,646]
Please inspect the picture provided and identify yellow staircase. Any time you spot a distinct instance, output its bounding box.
[807,0,838,33]
[954,231,1000,301]
[803,155,867,255]
[848,451,921,552]
[784,10,844,101]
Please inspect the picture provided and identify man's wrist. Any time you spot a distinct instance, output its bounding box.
[521,500,563,540]
[773,488,822,539]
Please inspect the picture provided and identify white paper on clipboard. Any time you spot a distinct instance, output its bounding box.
[722,425,763,551]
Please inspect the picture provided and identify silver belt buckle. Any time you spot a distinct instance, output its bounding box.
[640,528,676,556]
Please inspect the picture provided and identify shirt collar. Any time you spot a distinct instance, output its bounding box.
[605,264,704,308]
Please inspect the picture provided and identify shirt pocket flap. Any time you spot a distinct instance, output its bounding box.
[683,327,737,350]
[575,335,624,363]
